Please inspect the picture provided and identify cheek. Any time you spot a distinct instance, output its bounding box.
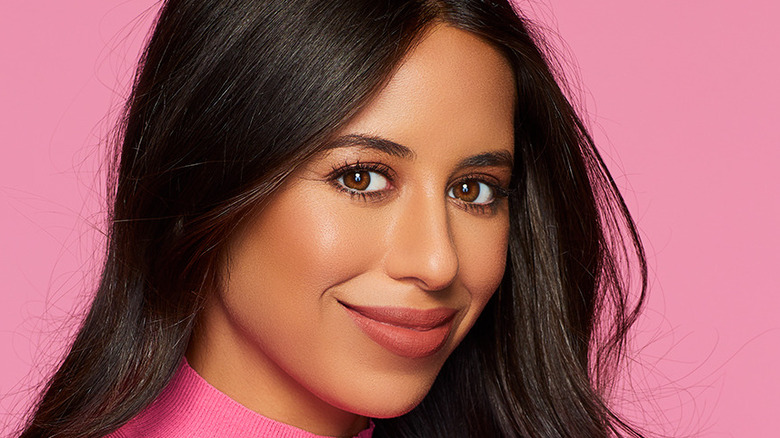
[228,187,377,301]
[219,181,394,371]
[218,184,378,370]
[453,213,510,309]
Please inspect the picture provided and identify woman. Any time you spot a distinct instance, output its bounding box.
[20,0,646,437]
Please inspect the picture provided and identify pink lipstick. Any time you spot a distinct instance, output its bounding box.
[339,301,456,358]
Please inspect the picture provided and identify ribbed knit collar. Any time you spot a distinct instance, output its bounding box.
[108,359,375,438]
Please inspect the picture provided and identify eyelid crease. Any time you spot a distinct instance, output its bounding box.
[325,160,396,181]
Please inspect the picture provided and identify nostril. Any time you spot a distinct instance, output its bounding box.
[419,247,459,291]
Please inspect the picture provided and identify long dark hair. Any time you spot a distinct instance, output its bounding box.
[20,1,646,437]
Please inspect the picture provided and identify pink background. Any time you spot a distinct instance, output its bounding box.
[2,1,778,435]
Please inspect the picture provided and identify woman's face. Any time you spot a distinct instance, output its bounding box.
[188,25,516,436]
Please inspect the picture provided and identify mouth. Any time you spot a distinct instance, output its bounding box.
[338,301,457,358]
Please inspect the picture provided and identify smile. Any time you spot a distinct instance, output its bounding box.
[339,301,457,358]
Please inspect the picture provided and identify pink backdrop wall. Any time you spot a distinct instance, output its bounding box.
[2,1,778,435]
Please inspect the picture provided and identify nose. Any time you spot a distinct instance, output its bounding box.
[383,191,459,291]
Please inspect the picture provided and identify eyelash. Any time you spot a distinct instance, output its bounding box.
[327,161,509,215]
[326,161,394,202]
[454,181,510,215]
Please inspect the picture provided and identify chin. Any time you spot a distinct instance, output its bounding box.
[334,374,436,419]
[352,394,428,419]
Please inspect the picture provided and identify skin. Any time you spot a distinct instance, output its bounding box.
[187,24,516,437]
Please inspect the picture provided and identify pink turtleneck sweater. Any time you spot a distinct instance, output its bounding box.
[106,359,374,438]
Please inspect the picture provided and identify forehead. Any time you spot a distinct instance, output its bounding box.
[337,24,516,161]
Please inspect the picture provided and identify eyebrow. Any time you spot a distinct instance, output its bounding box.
[322,134,416,159]
[454,150,514,171]
[322,133,514,170]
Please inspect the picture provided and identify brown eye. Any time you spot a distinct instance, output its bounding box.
[343,171,370,190]
[448,180,495,204]
[452,181,480,202]
[336,169,390,193]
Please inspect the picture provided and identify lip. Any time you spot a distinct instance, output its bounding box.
[339,301,457,358]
